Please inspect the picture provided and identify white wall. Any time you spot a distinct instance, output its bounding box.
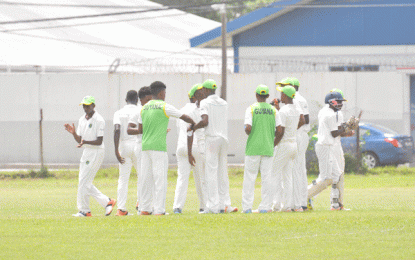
[0,71,409,165]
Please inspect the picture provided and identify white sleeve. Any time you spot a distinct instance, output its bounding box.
[275,110,282,127]
[76,117,82,136]
[337,111,344,126]
[244,107,252,126]
[301,100,310,115]
[164,103,183,118]
[200,100,208,116]
[97,119,105,137]
[113,111,120,125]
[137,111,142,124]
[328,114,338,132]
[279,109,287,127]
[294,100,303,115]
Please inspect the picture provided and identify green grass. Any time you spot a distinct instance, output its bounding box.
[1,170,415,259]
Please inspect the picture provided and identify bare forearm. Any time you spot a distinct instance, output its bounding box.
[187,134,194,156]
[114,130,121,152]
[297,114,305,129]
[245,125,251,135]
[82,137,103,146]
[72,133,81,143]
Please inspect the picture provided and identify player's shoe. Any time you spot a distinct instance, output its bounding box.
[173,208,182,214]
[140,211,152,215]
[339,203,351,211]
[272,204,281,212]
[225,206,238,213]
[105,199,117,216]
[331,206,341,211]
[72,211,91,217]
[136,202,139,211]
[219,209,225,213]
[199,208,204,214]
[283,208,293,212]
[154,212,169,216]
[115,209,131,216]
[243,209,252,214]
[259,209,272,213]
[301,206,308,211]
[307,199,314,210]
[294,207,304,212]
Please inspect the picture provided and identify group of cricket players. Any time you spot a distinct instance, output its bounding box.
[65,77,354,217]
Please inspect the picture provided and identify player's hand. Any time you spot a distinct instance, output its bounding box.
[188,154,196,166]
[167,128,171,134]
[116,152,125,164]
[64,123,76,134]
[77,140,84,148]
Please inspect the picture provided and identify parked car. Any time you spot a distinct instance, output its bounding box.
[341,122,415,168]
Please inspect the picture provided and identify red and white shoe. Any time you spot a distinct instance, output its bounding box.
[72,211,91,217]
[225,206,238,213]
[116,209,131,216]
[105,199,117,216]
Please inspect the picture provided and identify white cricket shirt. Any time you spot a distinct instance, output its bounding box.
[316,105,338,146]
[177,103,200,149]
[294,92,311,132]
[244,104,282,127]
[200,94,228,140]
[76,111,105,149]
[279,104,300,142]
[334,110,344,145]
[128,104,143,143]
[113,104,140,142]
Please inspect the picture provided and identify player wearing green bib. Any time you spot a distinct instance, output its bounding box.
[242,85,282,213]
[136,81,195,215]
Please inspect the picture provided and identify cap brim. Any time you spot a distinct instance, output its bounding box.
[276,82,291,86]
[79,102,93,105]
[276,87,284,92]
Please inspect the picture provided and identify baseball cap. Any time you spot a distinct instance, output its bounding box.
[330,88,344,98]
[256,84,269,95]
[277,85,296,99]
[276,77,300,87]
[188,83,203,98]
[202,79,217,90]
[79,96,95,105]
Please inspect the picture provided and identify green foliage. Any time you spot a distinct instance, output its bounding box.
[344,153,368,174]
[367,166,415,175]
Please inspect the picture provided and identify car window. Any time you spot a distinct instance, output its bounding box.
[367,124,398,135]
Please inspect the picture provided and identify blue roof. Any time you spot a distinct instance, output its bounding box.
[190,0,304,47]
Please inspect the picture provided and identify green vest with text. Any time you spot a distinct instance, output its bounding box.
[245,102,276,156]
[141,100,170,152]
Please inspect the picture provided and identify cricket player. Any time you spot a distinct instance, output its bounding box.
[113,90,143,216]
[242,85,282,213]
[307,91,347,210]
[136,81,195,215]
[276,77,310,211]
[127,86,152,213]
[329,88,353,210]
[272,85,300,212]
[192,79,238,214]
[64,96,116,217]
[173,83,207,214]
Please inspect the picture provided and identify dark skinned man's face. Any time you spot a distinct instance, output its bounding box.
[83,104,95,114]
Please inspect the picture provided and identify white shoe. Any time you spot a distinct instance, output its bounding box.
[225,206,238,213]
[72,211,91,217]
[105,199,116,216]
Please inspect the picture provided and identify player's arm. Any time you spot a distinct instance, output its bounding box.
[245,125,252,135]
[331,120,346,138]
[274,125,284,146]
[180,114,195,126]
[64,123,82,143]
[187,132,196,166]
[78,136,103,148]
[304,114,310,125]
[297,114,306,129]
[127,122,142,135]
[113,124,125,164]
[192,114,208,131]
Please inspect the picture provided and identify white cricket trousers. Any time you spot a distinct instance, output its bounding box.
[292,131,309,209]
[315,144,342,183]
[117,140,140,211]
[140,150,168,214]
[205,136,232,213]
[77,148,109,213]
[332,142,345,204]
[242,155,274,212]
[272,140,298,211]
[173,145,207,210]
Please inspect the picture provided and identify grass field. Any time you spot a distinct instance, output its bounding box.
[1,169,415,259]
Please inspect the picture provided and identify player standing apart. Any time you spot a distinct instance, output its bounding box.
[127,87,152,213]
[242,85,282,213]
[307,92,347,210]
[173,84,207,214]
[192,79,238,214]
[64,96,116,217]
[272,85,300,212]
[138,81,195,215]
[276,77,310,211]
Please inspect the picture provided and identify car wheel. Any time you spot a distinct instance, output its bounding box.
[362,152,379,169]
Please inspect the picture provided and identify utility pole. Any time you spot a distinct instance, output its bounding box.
[220,4,227,100]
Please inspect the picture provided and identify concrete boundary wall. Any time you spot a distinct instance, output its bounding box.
[0,71,409,165]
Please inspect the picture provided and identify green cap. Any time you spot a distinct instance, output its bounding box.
[188,83,203,98]
[256,84,269,95]
[330,88,344,98]
[202,79,217,90]
[276,77,300,87]
[79,96,95,105]
[277,85,296,99]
